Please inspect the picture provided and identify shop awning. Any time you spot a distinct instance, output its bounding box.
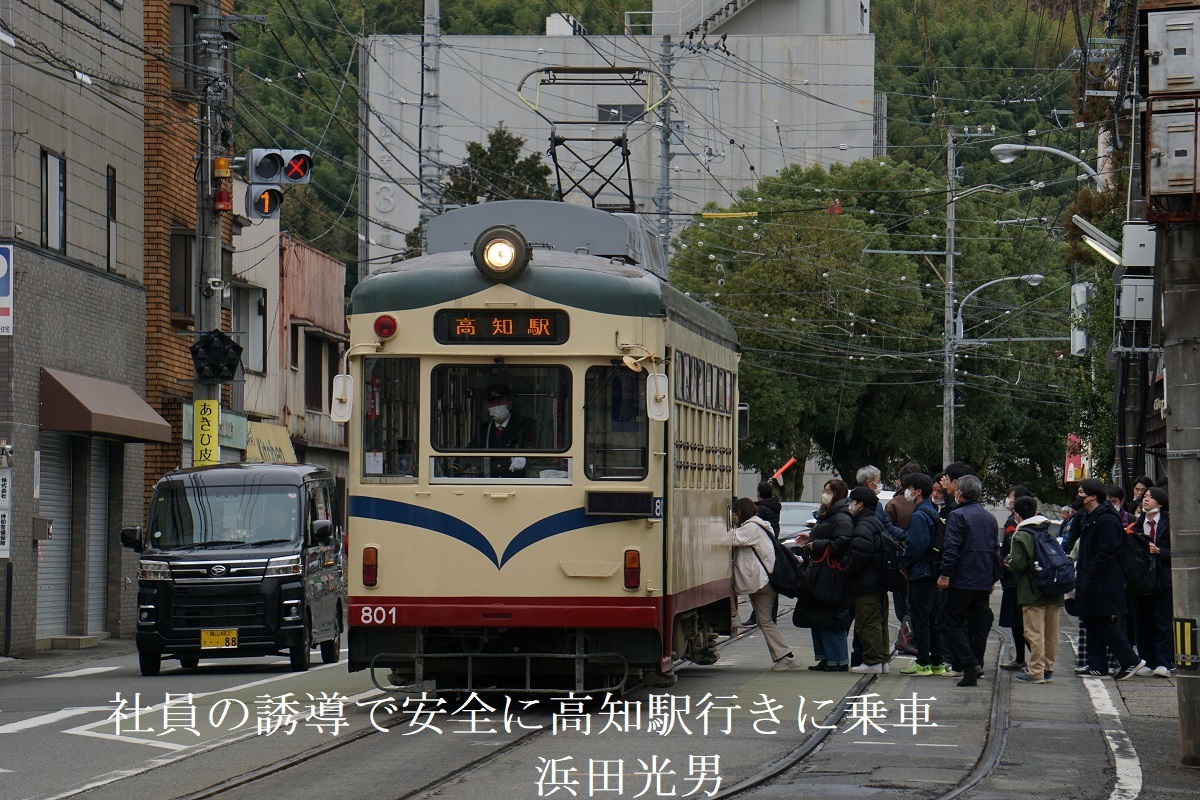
[40,368,171,443]
[245,422,297,463]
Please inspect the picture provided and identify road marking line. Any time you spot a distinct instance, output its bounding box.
[35,666,121,679]
[1081,673,1143,800]
[0,707,112,733]
[64,728,190,750]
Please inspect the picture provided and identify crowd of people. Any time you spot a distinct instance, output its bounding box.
[730,465,1175,685]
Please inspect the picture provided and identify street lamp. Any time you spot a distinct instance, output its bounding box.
[954,274,1045,341]
[990,143,1107,193]
[944,273,1045,465]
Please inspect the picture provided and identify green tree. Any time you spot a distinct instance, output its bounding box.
[444,125,553,205]
[672,158,1072,499]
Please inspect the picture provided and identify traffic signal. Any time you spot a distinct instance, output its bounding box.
[247,148,285,183]
[280,150,312,184]
[247,185,283,220]
[189,329,243,384]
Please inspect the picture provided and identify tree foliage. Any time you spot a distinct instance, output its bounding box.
[671,158,1072,499]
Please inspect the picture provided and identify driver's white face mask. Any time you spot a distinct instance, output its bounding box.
[488,404,511,424]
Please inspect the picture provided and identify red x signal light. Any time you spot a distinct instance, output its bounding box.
[281,150,312,185]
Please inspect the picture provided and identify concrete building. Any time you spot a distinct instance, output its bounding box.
[359,0,877,273]
[0,0,167,653]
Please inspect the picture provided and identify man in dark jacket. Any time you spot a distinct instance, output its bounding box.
[1074,479,1145,680]
[755,482,782,535]
[937,461,973,520]
[898,473,945,676]
[845,487,889,674]
[749,481,782,625]
[936,475,1000,687]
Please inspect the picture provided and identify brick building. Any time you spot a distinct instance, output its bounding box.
[0,0,169,653]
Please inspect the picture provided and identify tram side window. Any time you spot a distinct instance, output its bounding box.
[584,366,648,480]
[362,357,419,478]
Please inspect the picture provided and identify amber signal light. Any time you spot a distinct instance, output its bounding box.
[624,549,640,590]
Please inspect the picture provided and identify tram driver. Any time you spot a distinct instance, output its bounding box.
[466,383,535,478]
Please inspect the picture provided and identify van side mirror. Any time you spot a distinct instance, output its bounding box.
[311,519,334,543]
[120,526,143,552]
[330,374,353,423]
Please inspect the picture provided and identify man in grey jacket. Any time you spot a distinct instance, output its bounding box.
[936,475,1001,687]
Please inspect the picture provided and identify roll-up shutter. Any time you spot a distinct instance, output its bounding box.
[36,432,74,639]
[88,439,110,633]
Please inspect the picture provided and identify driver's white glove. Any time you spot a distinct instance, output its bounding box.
[509,456,527,471]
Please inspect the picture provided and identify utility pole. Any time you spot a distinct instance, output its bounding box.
[1162,226,1200,764]
[417,0,443,232]
[654,35,673,268]
[193,0,228,460]
[943,129,957,468]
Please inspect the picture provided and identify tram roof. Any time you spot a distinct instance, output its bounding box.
[353,251,738,349]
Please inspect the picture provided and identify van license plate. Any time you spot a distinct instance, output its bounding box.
[200,629,238,649]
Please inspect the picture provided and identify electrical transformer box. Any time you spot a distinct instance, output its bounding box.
[1148,11,1200,94]
[1118,277,1155,322]
[1148,108,1198,195]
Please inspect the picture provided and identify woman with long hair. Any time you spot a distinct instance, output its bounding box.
[794,479,853,671]
[731,497,803,671]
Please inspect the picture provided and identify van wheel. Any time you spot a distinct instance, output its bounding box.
[290,622,312,672]
[139,650,161,677]
[179,657,199,669]
[320,618,342,665]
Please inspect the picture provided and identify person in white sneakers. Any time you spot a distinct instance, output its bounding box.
[731,497,802,671]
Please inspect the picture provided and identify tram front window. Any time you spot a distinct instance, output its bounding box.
[584,366,648,480]
[362,357,420,478]
[430,365,571,481]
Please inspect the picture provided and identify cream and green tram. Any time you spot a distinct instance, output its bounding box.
[340,201,740,692]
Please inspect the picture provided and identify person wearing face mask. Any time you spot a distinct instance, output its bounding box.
[794,479,853,671]
[898,473,947,676]
[1130,487,1173,677]
[844,487,889,674]
[467,384,534,477]
[998,485,1032,672]
[731,497,803,671]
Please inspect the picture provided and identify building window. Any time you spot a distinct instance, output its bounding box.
[290,324,299,369]
[106,166,117,271]
[170,3,197,93]
[170,231,195,321]
[233,286,266,372]
[304,332,323,411]
[42,150,66,252]
[328,340,340,400]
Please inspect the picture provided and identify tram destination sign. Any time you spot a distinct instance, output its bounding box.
[434,309,569,344]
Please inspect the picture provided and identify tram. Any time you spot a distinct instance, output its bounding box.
[336,200,740,692]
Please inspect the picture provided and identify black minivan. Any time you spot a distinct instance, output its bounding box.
[122,463,345,676]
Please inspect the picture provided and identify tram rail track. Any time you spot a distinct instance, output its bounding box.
[86,619,1017,800]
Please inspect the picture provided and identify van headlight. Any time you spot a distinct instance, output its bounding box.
[138,560,171,581]
[266,555,303,577]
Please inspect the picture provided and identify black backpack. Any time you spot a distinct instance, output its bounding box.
[916,507,947,578]
[1121,530,1158,597]
[878,530,906,592]
[752,523,806,598]
[1030,527,1075,595]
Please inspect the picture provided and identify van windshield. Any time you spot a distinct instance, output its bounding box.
[147,484,301,550]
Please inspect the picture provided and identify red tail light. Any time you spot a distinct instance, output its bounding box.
[363,546,378,587]
[624,549,640,590]
[373,315,398,339]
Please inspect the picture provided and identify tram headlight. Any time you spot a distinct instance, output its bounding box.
[472,225,530,283]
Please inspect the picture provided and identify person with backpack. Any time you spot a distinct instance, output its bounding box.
[1130,487,1173,678]
[1073,479,1145,681]
[746,481,784,626]
[1004,496,1067,684]
[844,487,889,674]
[898,473,947,677]
[998,485,1033,673]
[794,479,853,672]
[730,497,803,671]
